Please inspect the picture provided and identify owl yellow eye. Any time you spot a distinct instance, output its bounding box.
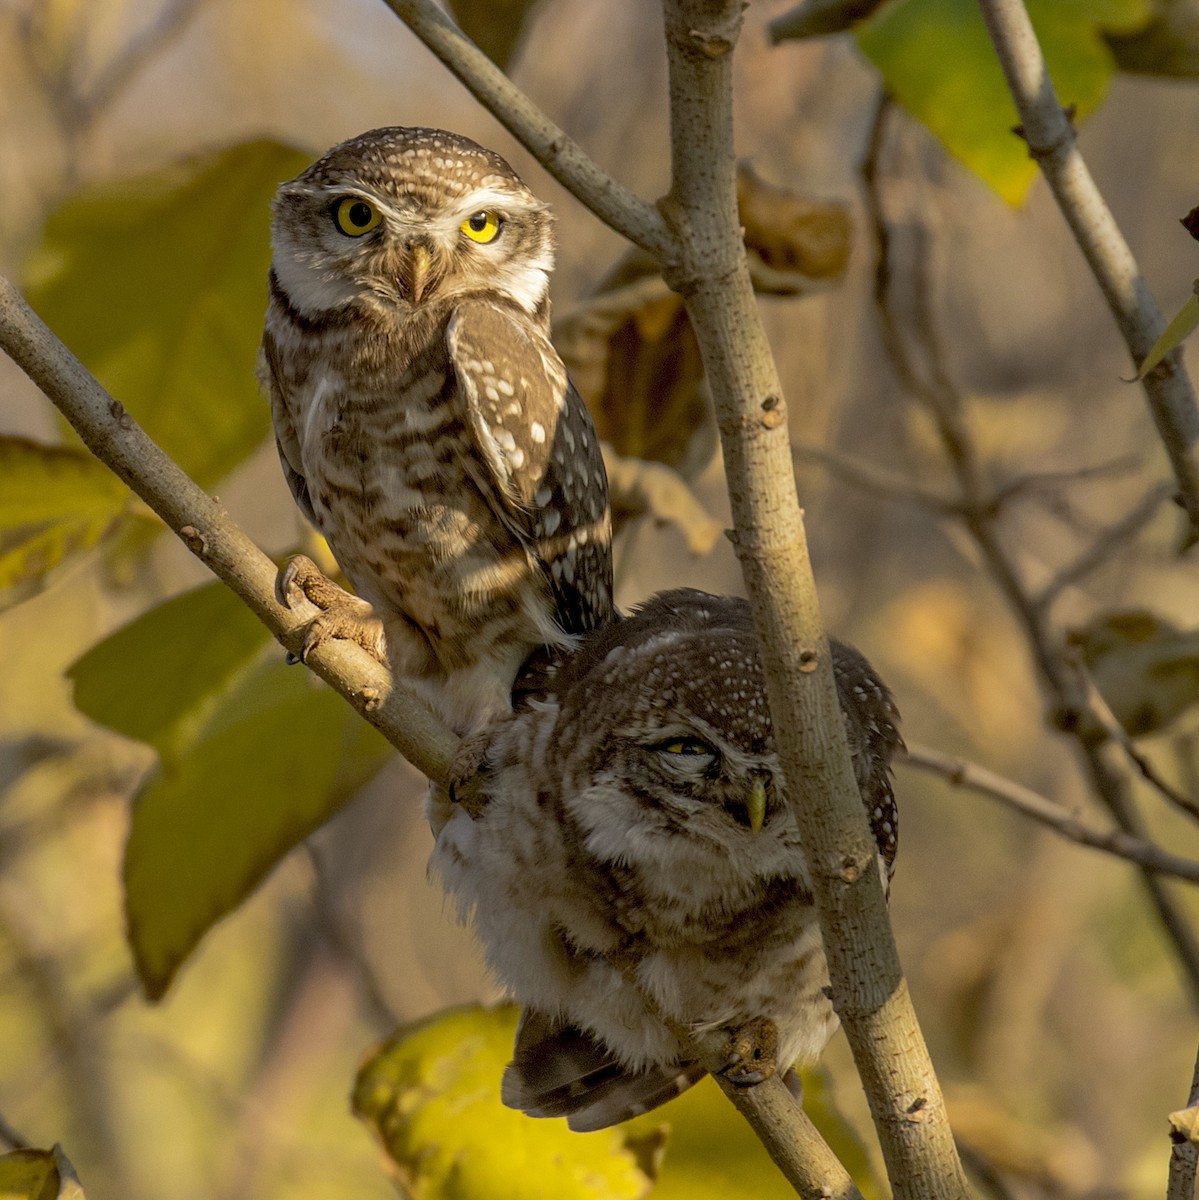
[334,197,381,237]
[659,737,715,757]
[461,210,502,244]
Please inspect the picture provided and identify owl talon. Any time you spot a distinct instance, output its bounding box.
[276,555,387,665]
[718,1017,779,1087]
[447,729,496,818]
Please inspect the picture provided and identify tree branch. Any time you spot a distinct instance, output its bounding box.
[378,0,675,260]
[1168,1041,1199,1200]
[862,95,1199,1006]
[0,275,862,1195]
[1032,481,1174,610]
[976,0,1199,545]
[0,275,457,788]
[902,744,1199,885]
[655,2,967,1194]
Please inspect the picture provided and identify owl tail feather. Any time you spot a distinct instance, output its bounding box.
[502,1008,706,1132]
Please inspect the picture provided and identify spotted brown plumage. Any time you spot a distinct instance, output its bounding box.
[431,588,902,1131]
[260,127,613,733]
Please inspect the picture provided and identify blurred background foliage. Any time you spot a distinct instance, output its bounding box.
[4,0,1199,1196]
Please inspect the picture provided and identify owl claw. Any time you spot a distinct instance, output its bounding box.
[276,555,387,665]
[718,1017,779,1087]
[447,729,495,818]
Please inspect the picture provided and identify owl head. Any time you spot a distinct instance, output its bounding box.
[269,126,556,321]
[543,590,791,873]
[532,588,900,876]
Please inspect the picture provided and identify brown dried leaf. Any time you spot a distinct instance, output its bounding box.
[738,162,852,287]
[1183,204,1199,241]
[556,168,848,480]
[1069,610,1199,736]
[555,275,714,478]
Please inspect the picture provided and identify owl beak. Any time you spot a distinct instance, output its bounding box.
[747,779,767,834]
[401,242,435,304]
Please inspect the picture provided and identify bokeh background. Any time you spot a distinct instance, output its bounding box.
[3,0,1199,1196]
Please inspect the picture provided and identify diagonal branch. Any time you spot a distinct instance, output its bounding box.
[378,0,674,260]
[902,744,1199,885]
[976,0,1199,544]
[0,275,457,788]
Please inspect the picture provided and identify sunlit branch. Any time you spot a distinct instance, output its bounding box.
[0,275,457,787]
[977,0,1199,544]
[902,744,1199,885]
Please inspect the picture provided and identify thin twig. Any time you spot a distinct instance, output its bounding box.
[1033,481,1174,609]
[990,454,1142,508]
[305,844,398,1031]
[378,0,674,260]
[86,0,206,116]
[902,744,1199,884]
[1064,648,1199,824]
[0,275,457,787]
[862,96,1199,1005]
[976,0,1199,544]
[792,442,961,514]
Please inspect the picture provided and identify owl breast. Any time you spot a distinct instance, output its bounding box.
[274,306,565,675]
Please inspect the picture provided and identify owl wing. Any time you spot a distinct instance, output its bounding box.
[831,639,903,876]
[260,329,317,526]
[447,298,613,636]
[502,1008,705,1133]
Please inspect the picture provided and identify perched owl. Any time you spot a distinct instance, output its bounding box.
[260,127,613,735]
[431,588,902,1131]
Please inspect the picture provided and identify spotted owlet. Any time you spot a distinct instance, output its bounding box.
[260,127,613,734]
[431,588,902,1131]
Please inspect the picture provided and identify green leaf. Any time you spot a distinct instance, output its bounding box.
[856,0,1150,204]
[69,582,393,999]
[68,582,272,754]
[0,437,128,610]
[0,1150,58,1200]
[355,1005,882,1200]
[355,1006,655,1200]
[1136,292,1199,379]
[0,1145,85,1200]
[24,140,313,487]
[123,655,392,999]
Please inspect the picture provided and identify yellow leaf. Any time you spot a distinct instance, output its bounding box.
[1135,292,1199,379]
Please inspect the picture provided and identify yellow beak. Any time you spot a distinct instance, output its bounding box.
[748,779,767,834]
[404,243,433,304]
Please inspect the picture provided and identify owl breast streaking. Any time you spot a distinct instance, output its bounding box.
[431,588,902,1131]
[260,127,613,733]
